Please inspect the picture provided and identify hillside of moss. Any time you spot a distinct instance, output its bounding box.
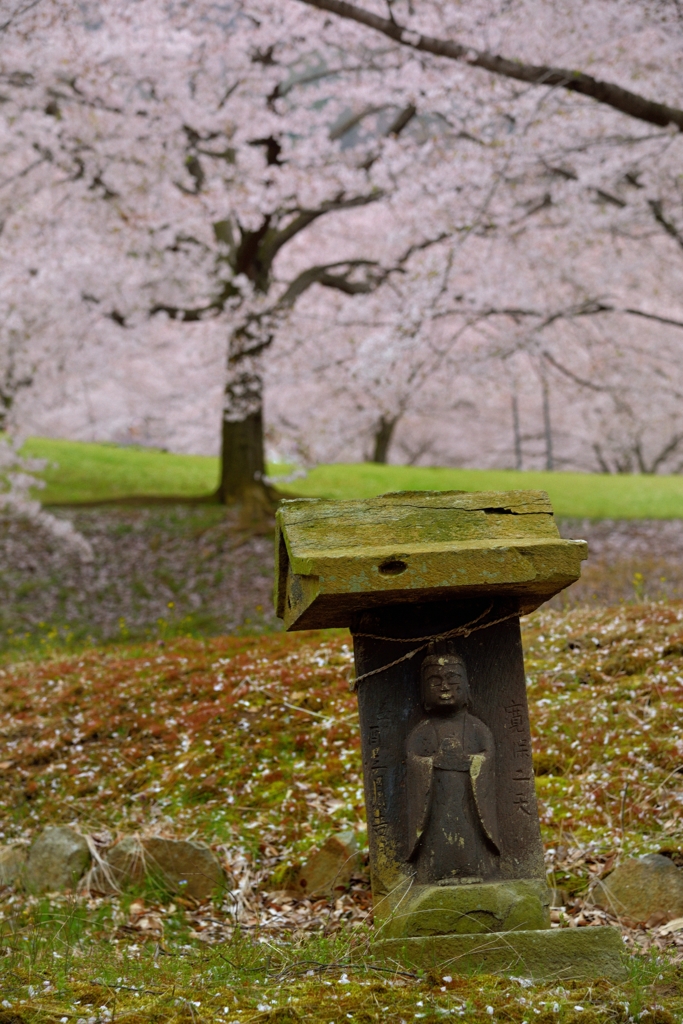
[3,601,683,1020]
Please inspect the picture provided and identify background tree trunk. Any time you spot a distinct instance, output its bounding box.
[219,409,265,501]
[217,355,270,508]
[542,377,554,471]
[370,414,398,463]
[511,393,522,471]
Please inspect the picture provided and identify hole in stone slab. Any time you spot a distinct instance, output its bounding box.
[378,558,408,576]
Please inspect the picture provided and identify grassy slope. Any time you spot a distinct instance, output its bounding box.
[3,603,683,1020]
[20,436,683,517]
[4,603,683,863]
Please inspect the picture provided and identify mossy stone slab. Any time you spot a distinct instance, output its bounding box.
[379,879,550,938]
[275,490,587,629]
[374,926,626,981]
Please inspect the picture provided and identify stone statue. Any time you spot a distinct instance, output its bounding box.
[406,646,499,884]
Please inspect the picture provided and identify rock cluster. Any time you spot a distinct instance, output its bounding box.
[0,826,225,899]
[0,826,362,905]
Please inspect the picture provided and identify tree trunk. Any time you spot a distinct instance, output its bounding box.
[511,393,522,471]
[541,378,553,471]
[219,409,265,501]
[370,414,398,464]
[217,353,270,509]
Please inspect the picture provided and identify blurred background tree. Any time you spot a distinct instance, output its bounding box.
[0,0,682,500]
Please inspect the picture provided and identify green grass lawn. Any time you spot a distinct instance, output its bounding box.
[17,436,683,517]
[291,462,683,519]
[21,436,219,504]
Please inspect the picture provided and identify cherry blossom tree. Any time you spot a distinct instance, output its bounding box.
[3,0,453,500]
[269,0,683,471]
[2,0,683,496]
[270,210,683,471]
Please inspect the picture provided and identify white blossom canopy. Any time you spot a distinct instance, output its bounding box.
[0,0,682,476]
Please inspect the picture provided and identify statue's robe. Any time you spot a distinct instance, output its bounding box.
[406,711,499,883]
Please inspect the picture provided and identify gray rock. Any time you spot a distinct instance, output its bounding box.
[24,827,91,893]
[89,836,145,894]
[592,854,683,923]
[0,845,27,887]
[290,830,360,899]
[142,838,224,901]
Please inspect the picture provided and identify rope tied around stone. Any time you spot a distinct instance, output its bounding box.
[349,605,520,691]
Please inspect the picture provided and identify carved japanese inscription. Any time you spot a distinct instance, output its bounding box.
[406,646,499,884]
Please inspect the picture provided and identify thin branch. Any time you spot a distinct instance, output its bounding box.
[45,84,123,116]
[395,230,452,267]
[277,259,380,306]
[0,153,49,192]
[541,350,610,393]
[649,199,683,251]
[296,0,683,131]
[621,306,683,329]
[387,102,417,136]
[450,300,683,333]
[259,191,384,270]
[217,80,240,109]
[270,62,369,102]
[329,104,387,140]
[649,433,683,473]
[0,0,43,33]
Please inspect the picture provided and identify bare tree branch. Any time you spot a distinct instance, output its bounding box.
[270,63,369,102]
[296,0,683,131]
[649,199,683,251]
[329,104,387,140]
[461,299,683,332]
[395,231,452,267]
[542,349,610,392]
[644,433,683,473]
[387,102,417,136]
[0,0,43,33]
[254,192,384,284]
[277,259,381,307]
[621,305,683,329]
[0,153,50,192]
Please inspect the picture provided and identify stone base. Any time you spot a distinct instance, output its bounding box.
[373,926,626,981]
[378,879,550,938]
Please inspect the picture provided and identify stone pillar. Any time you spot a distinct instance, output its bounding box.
[274,490,625,979]
[354,599,549,934]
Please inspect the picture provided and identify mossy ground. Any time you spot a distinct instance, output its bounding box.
[2,901,681,1023]
[4,602,683,1019]
[4,910,679,1024]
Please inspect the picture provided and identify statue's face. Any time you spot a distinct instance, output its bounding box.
[422,659,469,711]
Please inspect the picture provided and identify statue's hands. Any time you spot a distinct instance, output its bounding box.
[435,736,471,771]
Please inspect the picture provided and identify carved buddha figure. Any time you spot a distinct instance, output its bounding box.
[406,646,499,884]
